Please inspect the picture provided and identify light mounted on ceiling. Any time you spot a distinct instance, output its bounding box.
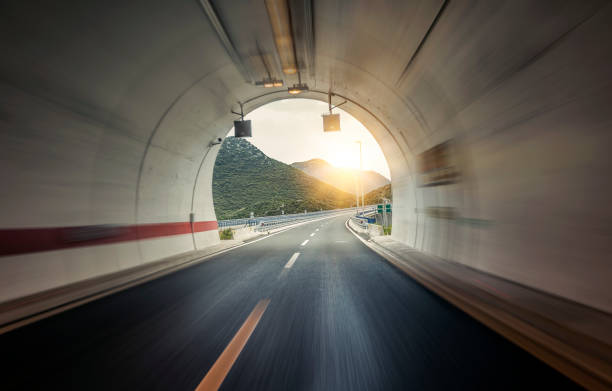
[288,83,309,95]
[265,0,297,75]
[255,78,284,88]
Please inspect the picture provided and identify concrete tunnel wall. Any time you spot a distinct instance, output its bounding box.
[0,0,611,313]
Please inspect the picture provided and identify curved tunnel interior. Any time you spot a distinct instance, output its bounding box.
[1,0,611,327]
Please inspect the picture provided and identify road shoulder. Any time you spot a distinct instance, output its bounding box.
[345,218,612,390]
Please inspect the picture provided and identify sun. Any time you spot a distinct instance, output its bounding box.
[324,139,361,170]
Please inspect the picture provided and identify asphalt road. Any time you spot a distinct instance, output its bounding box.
[1,215,579,390]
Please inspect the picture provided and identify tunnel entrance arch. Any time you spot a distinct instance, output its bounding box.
[181,90,418,252]
[0,0,610,320]
[207,97,392,225]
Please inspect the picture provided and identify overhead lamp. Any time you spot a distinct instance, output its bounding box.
[265,0,297,75]
[288,83,308,95]
[255,78,284,88]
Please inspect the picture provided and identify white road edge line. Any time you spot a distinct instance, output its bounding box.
[301,239,309,246]
[284,252,300,269]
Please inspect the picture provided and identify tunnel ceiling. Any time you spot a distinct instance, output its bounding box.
[205,0,447,156]
[209,0,445,89]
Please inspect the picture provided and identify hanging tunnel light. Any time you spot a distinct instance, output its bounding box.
[255,78,284,88]
[265,0,297,75]
[288,83,308,95]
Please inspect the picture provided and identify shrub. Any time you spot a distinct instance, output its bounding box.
[219,228,233,240]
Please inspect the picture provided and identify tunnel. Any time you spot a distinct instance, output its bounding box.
[1,0,611,389]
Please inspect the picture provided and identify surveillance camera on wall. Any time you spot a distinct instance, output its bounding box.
[209,137,223,146]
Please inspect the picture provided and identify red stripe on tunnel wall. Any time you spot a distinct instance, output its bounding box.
[0,221,218,257]
[192,221,218,232]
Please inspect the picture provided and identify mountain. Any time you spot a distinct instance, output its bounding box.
[290,158,390,195]
[364,183,392,206]
[212,138,357,220]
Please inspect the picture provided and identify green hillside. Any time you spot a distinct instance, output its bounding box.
[212,137,357,220]
[364,183,392,205]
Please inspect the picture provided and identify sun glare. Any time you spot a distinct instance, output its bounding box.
[322,136,361,170]
[241,99,390,179]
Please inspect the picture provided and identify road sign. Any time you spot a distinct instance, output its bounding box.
[377,204,383,213]
[385,204,391,212]
[322,113,340,132]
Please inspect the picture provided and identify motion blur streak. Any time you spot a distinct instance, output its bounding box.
[0,217,579,390]
[1,0,611,389]
[196,299,270,391]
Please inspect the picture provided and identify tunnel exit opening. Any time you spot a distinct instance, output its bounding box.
[209,98,392,234]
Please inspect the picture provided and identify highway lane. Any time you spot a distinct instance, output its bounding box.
[1,215,579,390]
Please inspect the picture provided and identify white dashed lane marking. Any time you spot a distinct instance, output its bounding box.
[284,252,300,269]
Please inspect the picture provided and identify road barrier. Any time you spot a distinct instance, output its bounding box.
[218,206,377,231]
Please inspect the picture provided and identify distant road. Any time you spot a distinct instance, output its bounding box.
[1,215,578,390]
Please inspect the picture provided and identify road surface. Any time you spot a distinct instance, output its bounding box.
[1,215,579,390]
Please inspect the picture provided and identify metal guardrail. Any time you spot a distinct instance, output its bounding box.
[254,215,329,232]
[218,206,377,230]
[350,216,370,230]
[254,207,377,232]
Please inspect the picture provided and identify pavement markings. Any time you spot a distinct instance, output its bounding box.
[301,239,309,246]
[310,232,316,237]
[284,252,300,269]
[315,228,319,232]
[195,299,270,391]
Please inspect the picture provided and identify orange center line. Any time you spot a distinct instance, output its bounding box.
[195,299,271,391]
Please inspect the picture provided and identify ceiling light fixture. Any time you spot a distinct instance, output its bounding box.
[288,83,309,95]
[255,78,284,88]
[265,0,297,75]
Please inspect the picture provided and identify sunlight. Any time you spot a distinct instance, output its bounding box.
[322,136,361,170]
[238,99,390,179]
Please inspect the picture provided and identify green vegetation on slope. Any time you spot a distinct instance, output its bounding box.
[212,137,357,220]
[364,183,392,206]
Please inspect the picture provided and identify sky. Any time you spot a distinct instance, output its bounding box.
[228,99,391,179]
